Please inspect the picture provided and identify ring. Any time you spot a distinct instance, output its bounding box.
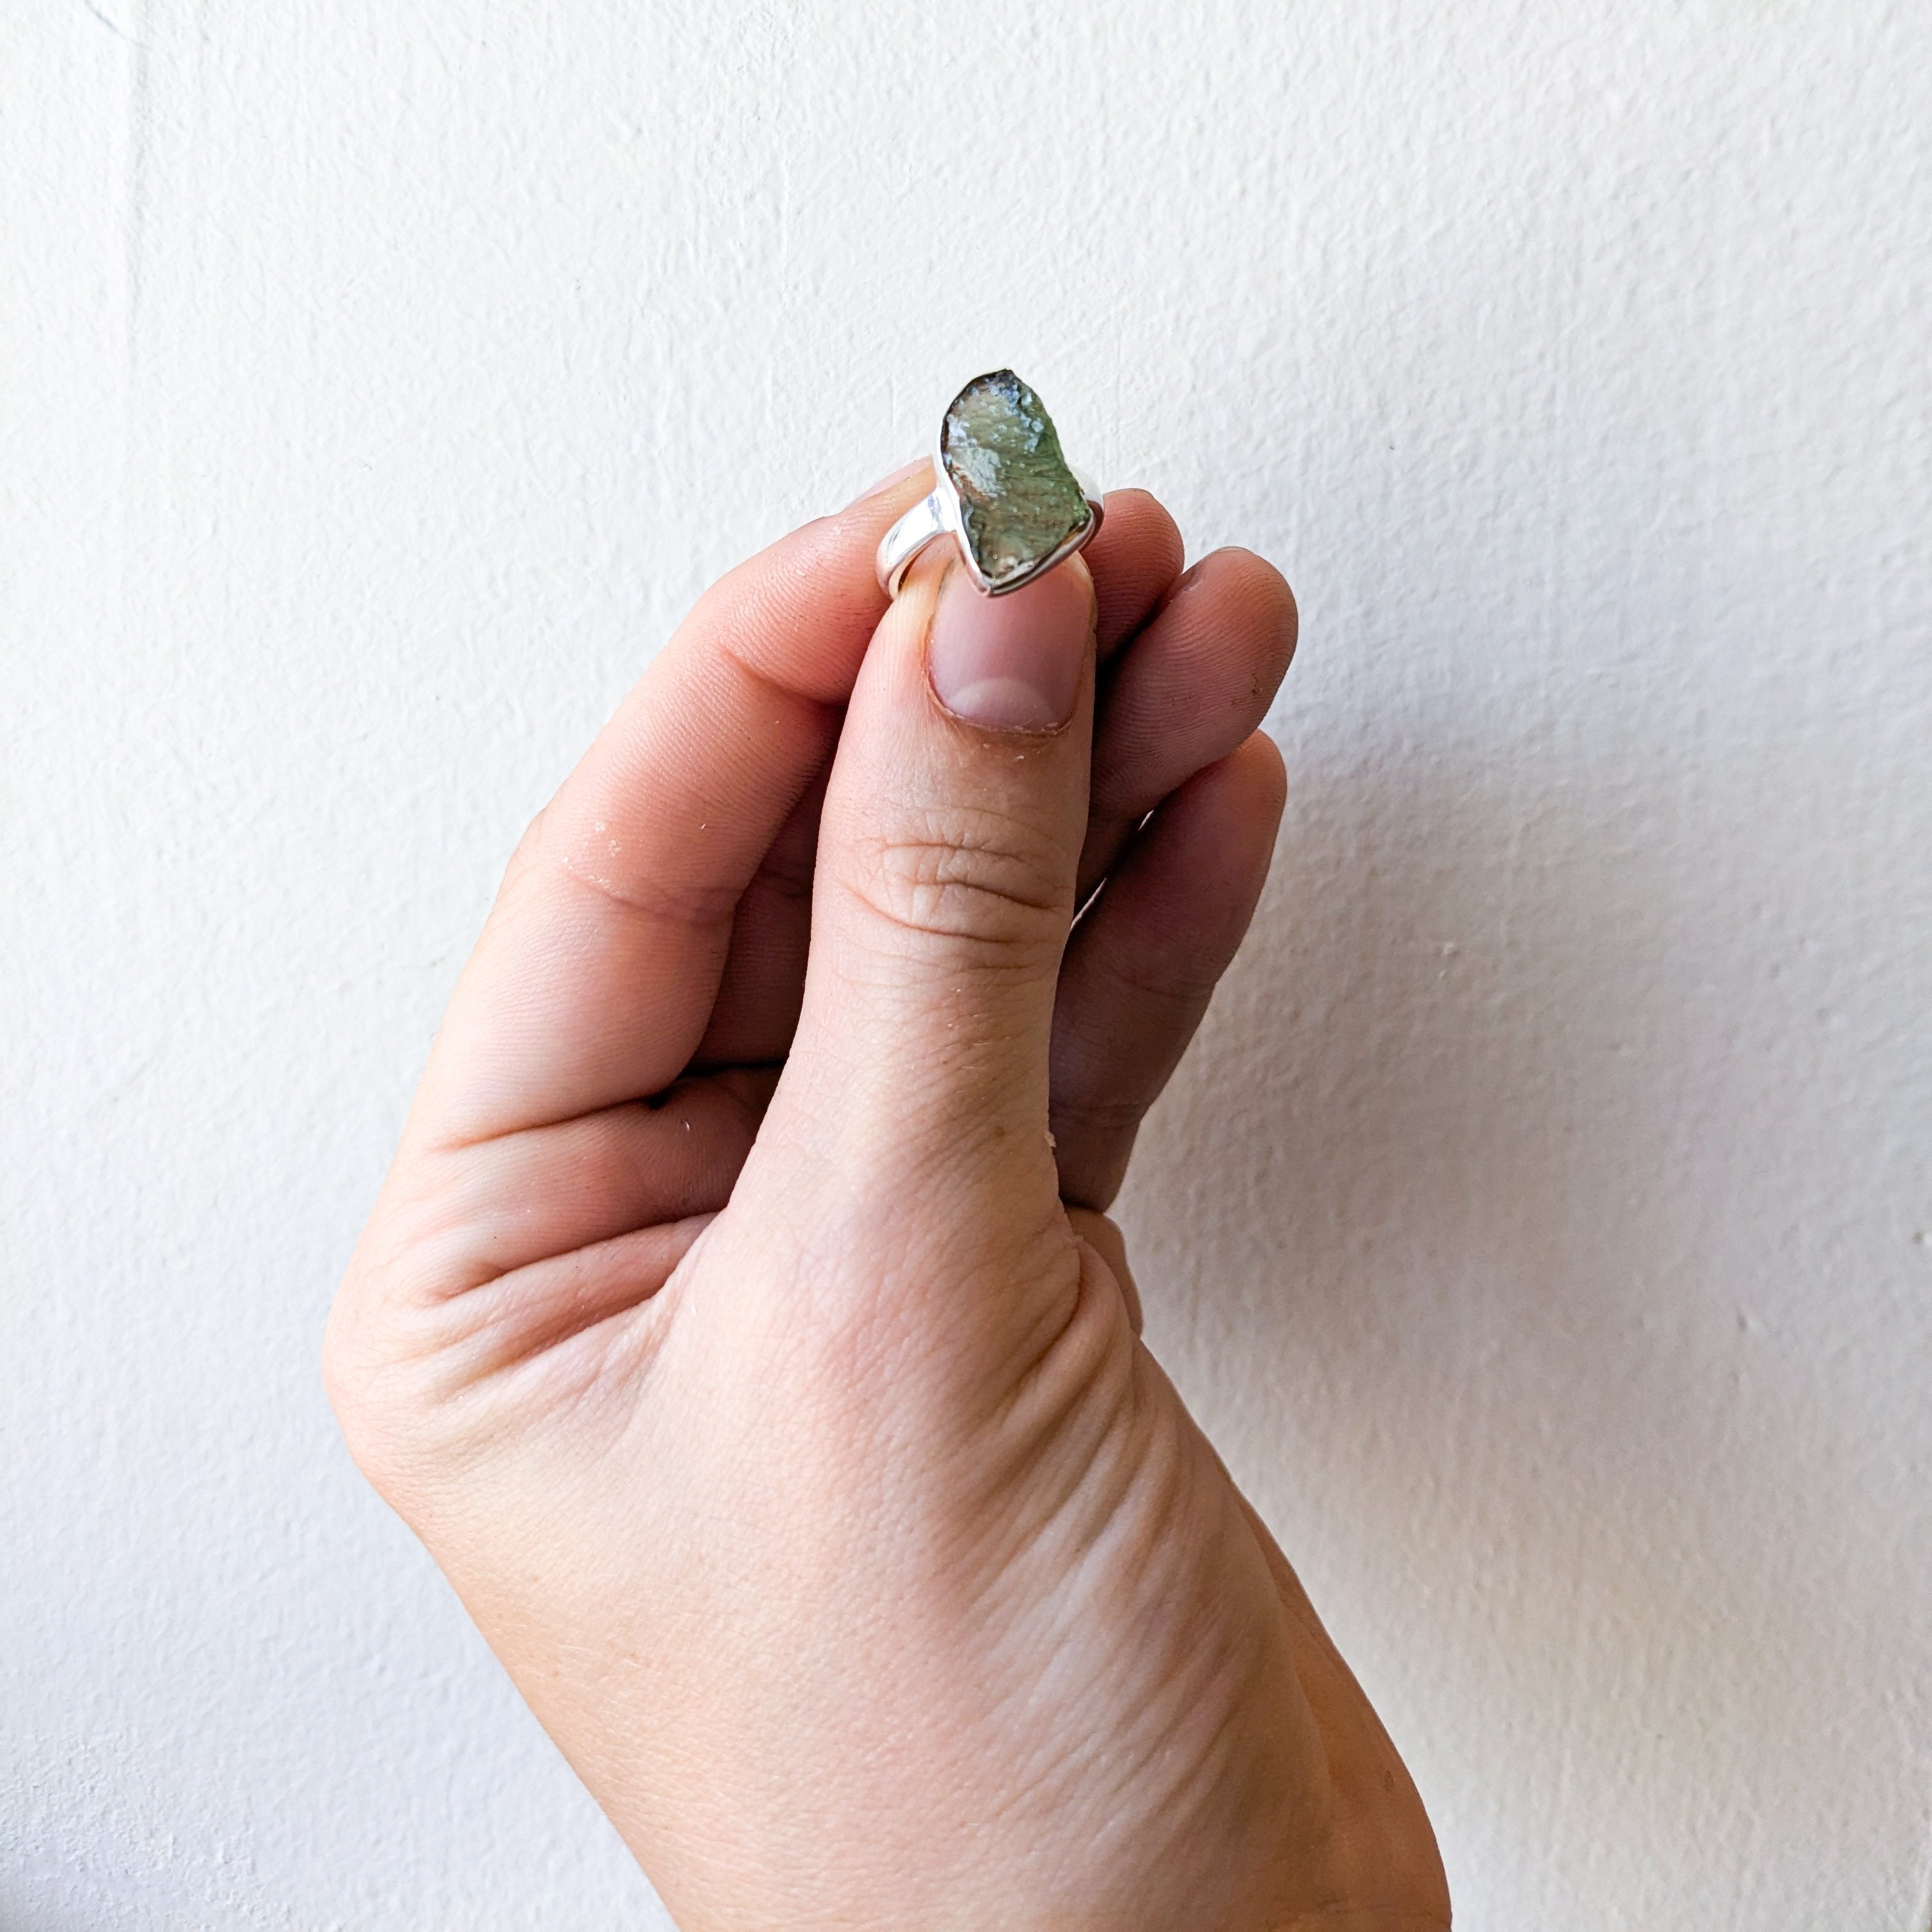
[875,369,1104,599]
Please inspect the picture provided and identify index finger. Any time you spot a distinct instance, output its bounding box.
[408,472,927,1150]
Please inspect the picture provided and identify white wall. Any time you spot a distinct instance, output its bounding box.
[4,1,1928,1924]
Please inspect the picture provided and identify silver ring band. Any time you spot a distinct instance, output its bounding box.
[877,488,953,599]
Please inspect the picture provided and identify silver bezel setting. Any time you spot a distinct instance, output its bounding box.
[875,385,1104,599]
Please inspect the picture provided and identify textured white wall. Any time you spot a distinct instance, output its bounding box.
[4,0,1928,1924]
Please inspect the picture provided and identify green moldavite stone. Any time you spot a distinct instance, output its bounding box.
[940,370,1091,590]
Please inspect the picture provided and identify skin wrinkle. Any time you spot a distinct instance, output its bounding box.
[962,1421,1292,1887]
[548,801,781,935]
[836,834,1073,949]
[457,1230,691,1366]
[395,1071,770,1292]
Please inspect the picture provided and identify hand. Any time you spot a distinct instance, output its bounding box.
[324,469,1447,1931]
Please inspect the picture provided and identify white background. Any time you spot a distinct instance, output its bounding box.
[4,1,1929,1925]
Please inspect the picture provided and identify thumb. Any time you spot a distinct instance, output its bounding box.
[774,545,1096,1208]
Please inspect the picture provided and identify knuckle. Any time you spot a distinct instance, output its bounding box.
[845,804,1072,954]
[320,1288,404,1483]
[323,1292,460,1505]
[321,1230,471,1497]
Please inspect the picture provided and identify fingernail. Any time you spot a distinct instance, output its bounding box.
[928,560,1092,730]
[848,457,928,506]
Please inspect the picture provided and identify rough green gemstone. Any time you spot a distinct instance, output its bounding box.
[940,369,1091,590]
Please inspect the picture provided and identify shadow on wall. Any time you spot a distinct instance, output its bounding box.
[1119,717,1920,1892]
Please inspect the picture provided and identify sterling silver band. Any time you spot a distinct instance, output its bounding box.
[877,487,954,598]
